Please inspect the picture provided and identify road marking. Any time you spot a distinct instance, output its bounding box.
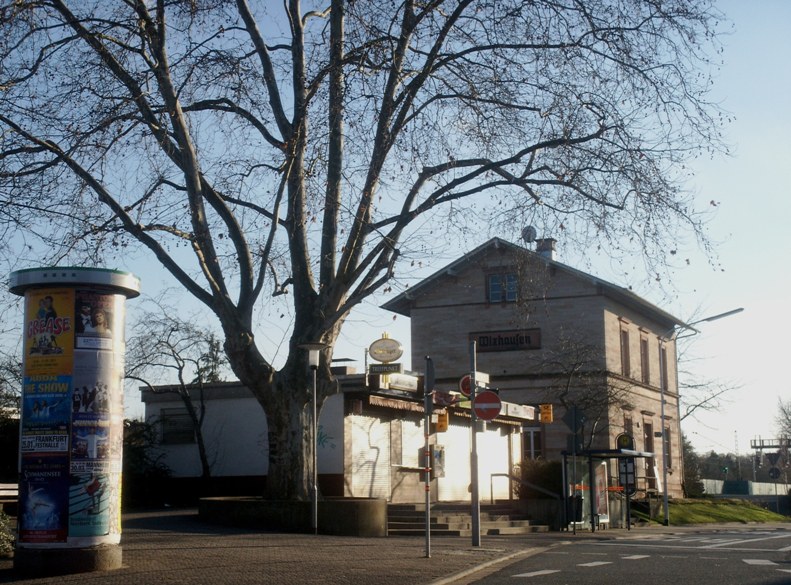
[622,555,650,560]
[578,561,612,567]
[512,570,561,578]
[703,534,791,549]
[743,559,777,566]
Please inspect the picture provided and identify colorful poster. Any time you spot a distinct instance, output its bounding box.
[23,289,74,375]
[21,374,71,429]
[69,472,118,537]
[18,456,70,543]
[74,290,117,351]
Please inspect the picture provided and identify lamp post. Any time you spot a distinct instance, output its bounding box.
[658,307,743,526]
[300,342,326,535]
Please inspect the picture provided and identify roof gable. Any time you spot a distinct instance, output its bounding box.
[381,237,683,328]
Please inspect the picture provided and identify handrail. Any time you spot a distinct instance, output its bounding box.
[490,472,561,504]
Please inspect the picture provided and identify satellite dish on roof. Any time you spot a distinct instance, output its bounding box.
[521,225,537,243]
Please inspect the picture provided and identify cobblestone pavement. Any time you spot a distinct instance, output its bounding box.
[0,509,549,585]
[2,509,759,585]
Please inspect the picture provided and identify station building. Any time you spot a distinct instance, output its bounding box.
[382,237,685,499]
[142,236,686,514]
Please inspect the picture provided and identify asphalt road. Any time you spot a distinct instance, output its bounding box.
[453,525,791,585]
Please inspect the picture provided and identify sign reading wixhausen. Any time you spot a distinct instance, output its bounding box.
[470,329,541,352]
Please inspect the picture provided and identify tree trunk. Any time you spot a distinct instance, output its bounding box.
[262,377,313,501]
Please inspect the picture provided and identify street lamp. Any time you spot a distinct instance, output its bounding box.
[300,342,326,535]
[658,307,744,526]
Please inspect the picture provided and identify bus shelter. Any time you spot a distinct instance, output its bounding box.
[562,448,655,533]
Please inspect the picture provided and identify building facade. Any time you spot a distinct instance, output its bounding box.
[382,237,686,499]
[141,375,534,504]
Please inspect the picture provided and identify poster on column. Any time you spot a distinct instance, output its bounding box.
[74,290,118,351]
[24,288,74,375]
[18,456,70,543]
[18,371,72,543]
[69,293,125,541]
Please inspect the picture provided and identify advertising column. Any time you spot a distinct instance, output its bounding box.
[9,267,140,575]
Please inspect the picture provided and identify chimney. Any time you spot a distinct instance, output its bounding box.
[535,238,556,261]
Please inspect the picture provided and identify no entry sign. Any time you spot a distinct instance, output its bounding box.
[473,390,501,421]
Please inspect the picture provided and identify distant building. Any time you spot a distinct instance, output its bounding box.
[382,237,685,499]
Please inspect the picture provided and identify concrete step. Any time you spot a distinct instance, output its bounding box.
[386,502,549,537]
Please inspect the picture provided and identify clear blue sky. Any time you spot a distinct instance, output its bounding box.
[125,1,789,460]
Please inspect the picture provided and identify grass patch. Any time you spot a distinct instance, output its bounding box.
[632,498,789,526]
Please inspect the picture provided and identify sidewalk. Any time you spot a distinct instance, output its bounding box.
[0,509,678,585]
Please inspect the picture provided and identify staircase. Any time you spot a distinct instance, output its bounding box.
[387,502,548,536]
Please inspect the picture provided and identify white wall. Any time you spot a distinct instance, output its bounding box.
[146,393,345,477]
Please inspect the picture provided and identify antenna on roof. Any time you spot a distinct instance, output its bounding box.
[521,225,537,244]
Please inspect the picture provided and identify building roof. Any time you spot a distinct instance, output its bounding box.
[381,237,685,330]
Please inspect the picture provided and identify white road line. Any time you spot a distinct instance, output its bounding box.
[512,570,561,578]
[703,534,791,549]
[578,561,612,567]
[743,559,777,566]
[622,555,650,560]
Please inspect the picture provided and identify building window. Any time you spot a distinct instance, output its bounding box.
[523,427,543,460]
[660,345,669,390]
[664,425,672,470]
[643,421,656,489]
[487,272,517,303]
[160,408,195,444]
[620,328,631,377]
[640,337,650,384]
[624,414,633,437]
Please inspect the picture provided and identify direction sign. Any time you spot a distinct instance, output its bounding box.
[473,390,501,421]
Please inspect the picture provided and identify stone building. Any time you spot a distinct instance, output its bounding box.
[382,237,686,499]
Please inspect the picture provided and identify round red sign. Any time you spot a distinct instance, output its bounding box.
[473,390,501,421]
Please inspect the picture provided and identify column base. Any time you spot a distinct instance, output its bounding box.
[14,544,122,576]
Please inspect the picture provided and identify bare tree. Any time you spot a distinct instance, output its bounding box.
[0,350,21,419]
[0,1,726,501]
[534,329,633,451]
[125,300,228,480]
[777,398,791,440]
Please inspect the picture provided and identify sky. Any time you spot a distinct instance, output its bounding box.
[122,1,790,458]
[328,0,790,458]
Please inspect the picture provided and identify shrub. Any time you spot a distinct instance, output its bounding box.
[514,459,563,499]
[0,510,13,555]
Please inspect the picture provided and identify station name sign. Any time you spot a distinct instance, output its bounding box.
[470,328,541,352]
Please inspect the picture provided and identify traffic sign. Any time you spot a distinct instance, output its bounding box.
[768,467,781,480]
[766,452,782,466]
[473,390,501,421]
[539,404,553,423]
[459,371,489,397]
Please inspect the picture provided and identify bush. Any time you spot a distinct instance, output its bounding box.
[0,510,13,555]
[514,459,563,499]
